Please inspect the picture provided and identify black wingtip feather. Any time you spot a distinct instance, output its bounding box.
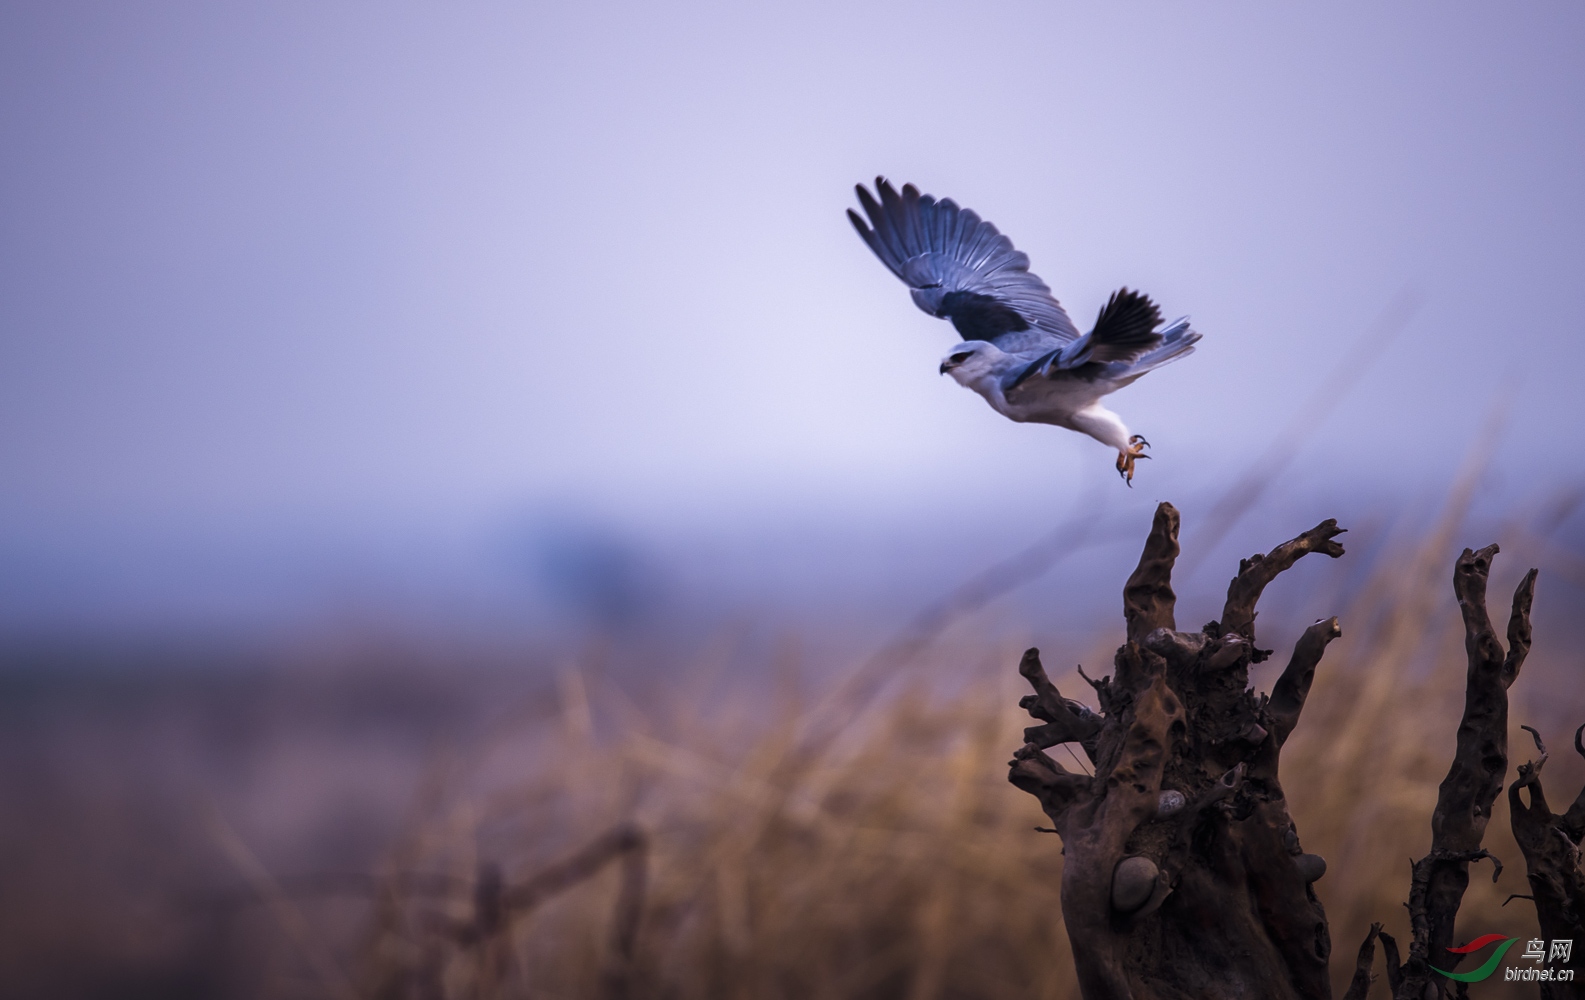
[854,184,882,229]
[848,204,903,280]
[853,180,911,273]
[1085,288,1164,362]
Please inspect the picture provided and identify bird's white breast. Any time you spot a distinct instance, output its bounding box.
[1001,375,1113,427]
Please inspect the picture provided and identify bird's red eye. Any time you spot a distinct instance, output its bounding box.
[950,353,971,363]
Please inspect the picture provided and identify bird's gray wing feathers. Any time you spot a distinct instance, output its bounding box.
[1058,316,1191,386]
[1108,316,1199,384]
[848,178,1080,354]
[1054,288,1165,369]
[1023,315,1198,392]
[1005,290,1184,392]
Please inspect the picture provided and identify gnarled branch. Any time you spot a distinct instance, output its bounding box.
[1565,723,1585,840]
[1220,519,1346,656]
[1008,743,1092,832]
[1402,547,1535,986]
[1508,724,1585,998]
[1268,617,1342,747]
[1124,502,1180,642]
[1341,923,1382,1000]
[1017,648,1102,759]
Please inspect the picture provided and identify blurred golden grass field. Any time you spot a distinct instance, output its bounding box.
[213,481,1585,1000]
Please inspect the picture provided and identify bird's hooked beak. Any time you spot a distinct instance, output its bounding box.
[939,360,956,375]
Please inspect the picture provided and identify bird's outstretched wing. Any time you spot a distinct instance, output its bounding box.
[848,178,1080,356]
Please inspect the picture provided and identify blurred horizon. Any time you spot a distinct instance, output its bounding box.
[4,1,1585,646]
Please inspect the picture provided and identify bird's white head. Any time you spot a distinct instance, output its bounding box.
[938,341,1008,387]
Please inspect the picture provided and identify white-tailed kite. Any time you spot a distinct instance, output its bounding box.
[848,178,1200,483]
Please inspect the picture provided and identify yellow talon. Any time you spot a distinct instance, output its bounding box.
[1116,435,1151,485]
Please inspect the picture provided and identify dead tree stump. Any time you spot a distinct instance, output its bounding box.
[1007,503,1569,998]
[1340,546,1545,999]
[1009,502,1345,1000]
[1508,724,1585,1000]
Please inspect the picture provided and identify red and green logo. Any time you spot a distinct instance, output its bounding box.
[1432,934,1519,983]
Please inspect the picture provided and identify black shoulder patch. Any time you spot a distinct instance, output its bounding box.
[938,291,1031,341]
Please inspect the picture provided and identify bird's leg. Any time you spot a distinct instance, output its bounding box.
[1116,435,1151,485]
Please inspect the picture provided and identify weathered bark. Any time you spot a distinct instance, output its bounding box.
[1010,503,1345,999]
[1508,725,1585,999]
[1123,502,1181,643]
[1219,517,1347,661]
[1018,647,1103,762]
[1344,545,1541,999]
[1342,924,1385,1000]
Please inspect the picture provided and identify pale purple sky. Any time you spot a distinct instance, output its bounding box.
[2,2,1582,632]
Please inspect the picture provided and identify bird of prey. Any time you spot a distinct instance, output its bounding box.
[848,178,1200,483]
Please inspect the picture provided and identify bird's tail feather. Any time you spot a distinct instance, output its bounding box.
[1122,317,1199,374]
